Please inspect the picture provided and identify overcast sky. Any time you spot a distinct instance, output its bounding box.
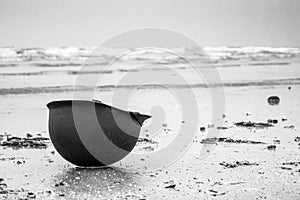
[0,0,299,47]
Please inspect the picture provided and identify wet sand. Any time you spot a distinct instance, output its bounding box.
[1,85,300,199]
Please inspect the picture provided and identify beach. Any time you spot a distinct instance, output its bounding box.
[0,46,300,199]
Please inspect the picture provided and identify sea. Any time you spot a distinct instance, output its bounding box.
[0,46,299,134]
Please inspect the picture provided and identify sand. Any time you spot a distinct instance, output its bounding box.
[1,85,300,199]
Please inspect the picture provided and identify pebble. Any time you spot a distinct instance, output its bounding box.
[267,96,280,105]
[273,139,280,144]
[27,192,36,198]
[267,119,278,124]
[282,116,287,121]
[267,145,276,150]
[200,127,206,132]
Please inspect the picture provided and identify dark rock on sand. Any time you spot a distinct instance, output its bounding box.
[294,137,300,142]
[220,161,259,168]
[234,121,273,128]
[267,96,280,105]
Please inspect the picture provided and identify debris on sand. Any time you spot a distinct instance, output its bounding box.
[234,121,273,128]
[200,137,265,145]
[164,184,176,189]
[139,146,155,152]
[282,116,288,121]
[267,119,278,124]
[114,193,146,200]
[267,96,280,105]
[0,178,8,195]
[280,166,292,170]
[282,161,300,167]
[220,161,259,168]
[284,125,295,129]
[0,135,50,149]
[163,180,176,189]
[229,182,245,185]
[208,189,226,196]
[267,145,276,150]
[137,138,158,145]
[27,192,36,198]
[295,137,300,142]
[217,126,229,130]
[273,139,280,144]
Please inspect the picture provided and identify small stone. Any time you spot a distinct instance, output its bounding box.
[273,139,280,144]
[267,96,280,105]
[246,112,251,116]
[26,133,33,138]
[282,116,287,121]
[200,127,206,132]
[267,119,278,124]
[288,86,291,90]
[267,145,276,150]
[27,192,36,198]
[294,137,300,142]
[16,161,22,165]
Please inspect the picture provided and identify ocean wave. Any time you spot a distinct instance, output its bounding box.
[1,78,299,95]
[0,46,299,65]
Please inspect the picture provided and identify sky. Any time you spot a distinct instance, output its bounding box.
[0,0,300,47]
